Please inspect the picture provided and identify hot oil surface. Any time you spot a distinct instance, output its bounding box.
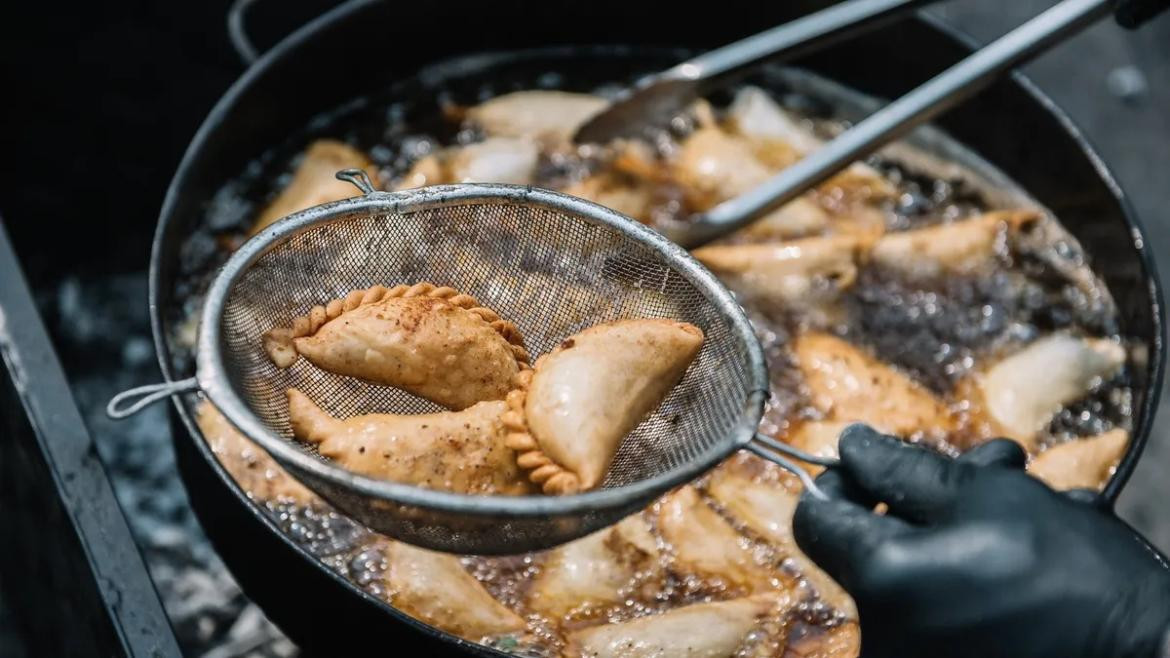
[175,50,1131,656]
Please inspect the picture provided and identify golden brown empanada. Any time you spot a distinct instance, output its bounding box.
[870,210,1040,280]
[286,388,533,495]
[263,282,528,411]
[503,318,704,494]
[961,334,1125,450]
[793,332,954,437]
[250,140,379,235]
[383,540,527,640]
[527,514,660,620]
[564,594,789,658]
[1028,428,1128,491]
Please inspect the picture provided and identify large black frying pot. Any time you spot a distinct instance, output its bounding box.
[153,0,1165,654]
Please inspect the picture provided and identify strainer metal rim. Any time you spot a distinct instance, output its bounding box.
[197,183,769,517]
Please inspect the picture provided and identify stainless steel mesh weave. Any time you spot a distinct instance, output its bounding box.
[203,185,765,554]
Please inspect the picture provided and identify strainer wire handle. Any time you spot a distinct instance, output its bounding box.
[746,432,838,500]
[107,377,199,419]
[336,169,376,194]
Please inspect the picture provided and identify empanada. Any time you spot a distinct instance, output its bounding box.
[692,235,865,307]
[564,594,789,658]
[396,137,540,188]
[503,319,704,494]
[793,332,954,437]
[286,388,534,495]
[196,400,317,506]
[263,282,528,411]
[465,91,608,146]
[784,621,861,657]
[870,210,1040,280]
[657,486,777,594]
[527,514,660,620]
[705,464,856,618]
[383,540,527,640]
[250,140,379,235]
[961,334,1125,450]
[1028,428,1128,491]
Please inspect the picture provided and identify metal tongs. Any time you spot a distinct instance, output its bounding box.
[574,0,1168,249]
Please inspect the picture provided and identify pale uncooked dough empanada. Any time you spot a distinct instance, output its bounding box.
[466,91,608,146]
[657,486,776,594]
[564,594,789,658]
[503,318,703,494]
[1028,428,1128,491]
[962,334,1125,450]
[705,465,856,618]
[871,210,1040,280]
[382,540,527,640]
[395,137,540,188]
[793,332,955,438]
[263,282,528,411]
[250,140,378,235]
[562,170,656,223]
[286,389,533,495]
[692,235,865,307]
[527,514,660,620]
[196,400,317,506]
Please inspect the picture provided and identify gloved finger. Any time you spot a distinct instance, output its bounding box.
[957,438,1027,469]
[794,468,912,592]
[1063,487,1110,509]
[837,424,966,524]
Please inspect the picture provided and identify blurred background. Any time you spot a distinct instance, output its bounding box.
[0,0,1167,655]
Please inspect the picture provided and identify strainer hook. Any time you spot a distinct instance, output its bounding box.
[335,168,376,194]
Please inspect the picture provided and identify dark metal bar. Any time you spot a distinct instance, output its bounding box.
[0,217,181,658]
[681,0,1114,246]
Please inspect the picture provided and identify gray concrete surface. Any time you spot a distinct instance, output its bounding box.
[930,2,1170,551]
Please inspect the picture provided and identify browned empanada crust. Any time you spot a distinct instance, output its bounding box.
[262,282,529,410]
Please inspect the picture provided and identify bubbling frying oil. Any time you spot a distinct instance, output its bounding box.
[177,58,1131,657]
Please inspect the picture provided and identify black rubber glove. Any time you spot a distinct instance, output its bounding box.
[793,425,1170,658]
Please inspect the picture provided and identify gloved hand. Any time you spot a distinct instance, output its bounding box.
[793,424,1170,658]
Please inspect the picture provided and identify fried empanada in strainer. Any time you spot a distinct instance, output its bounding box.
[109,170,833,554]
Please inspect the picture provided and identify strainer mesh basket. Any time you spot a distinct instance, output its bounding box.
[203,186,765,553]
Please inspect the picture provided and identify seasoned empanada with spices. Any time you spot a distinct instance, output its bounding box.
[286,388,533,495]
[263,283,528,411]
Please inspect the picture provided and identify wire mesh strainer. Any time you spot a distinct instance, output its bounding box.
[109,171,833,554]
